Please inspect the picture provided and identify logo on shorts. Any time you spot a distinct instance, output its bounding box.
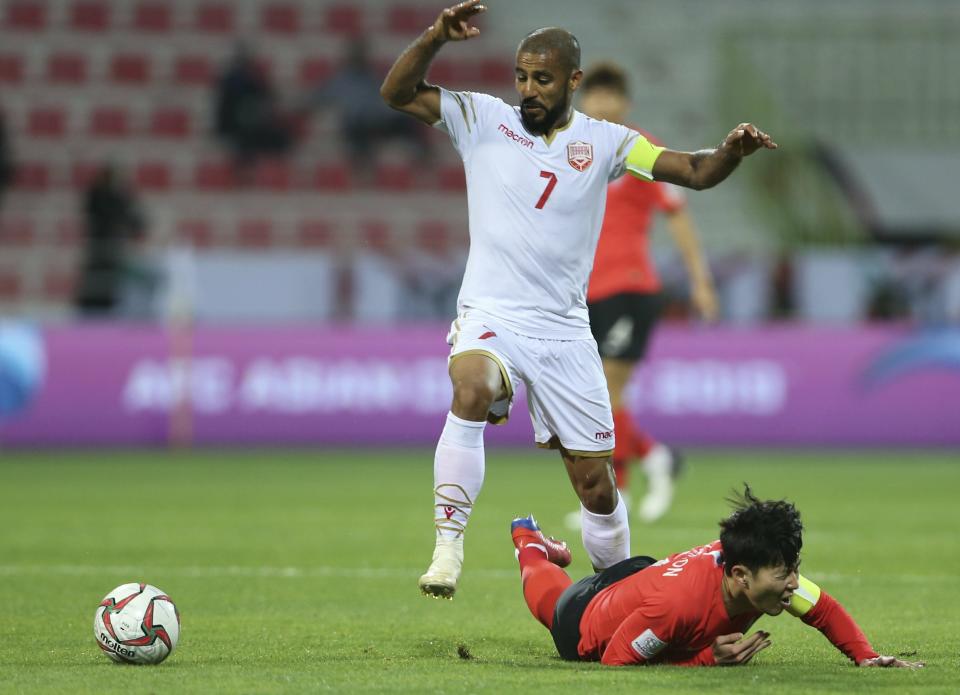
[567,141,593,172]
[630,628,668,660]
[595,430,612,440]
[478,331,496,340]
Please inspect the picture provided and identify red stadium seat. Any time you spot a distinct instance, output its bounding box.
[46,53,88,84]
[27,107,67,138]
[177,219,216,247]
[427,59,457,84]
[6,1,47,31]
[298,57,333,86]
[360,220,392,253]
[298,220,335,248]
[262,3,300,34]
[109,53,150,84]
[88,107,130,137]
[70,162,100,190]
[0,54,25,84]
[0,271,22,300]
[436,164,466,192]
[251,160,292,190]
[173,55,214,85]
[0,218,35,246]
[194,3,233,33]
[236,219,273,248]
[149,107,191,138]
[43,270,77,300]
[374,163,416,191]
[133,2,172,32]
[325,4,363,36]
[134,161,172,190]
[312,162,352,191]
[386,5,437,35]
[69,1,110,32]
[479,57,513,85]
[194,160,235,190]
[416,220,451,253]
[12,161,50,191]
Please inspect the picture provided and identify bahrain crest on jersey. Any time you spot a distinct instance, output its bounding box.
[567,141,594,172]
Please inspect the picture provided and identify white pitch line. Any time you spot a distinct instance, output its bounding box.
[0,564,953,584]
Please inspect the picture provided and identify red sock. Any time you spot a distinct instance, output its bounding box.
[518,546,572,630]
[613,407,656,461]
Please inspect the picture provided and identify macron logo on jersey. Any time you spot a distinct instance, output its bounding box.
[630,629,668,660]
[498,123,533,149]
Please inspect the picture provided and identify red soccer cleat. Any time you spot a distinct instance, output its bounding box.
[511,515,572,567]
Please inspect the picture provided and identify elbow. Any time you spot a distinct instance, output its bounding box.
[379,82,400,109]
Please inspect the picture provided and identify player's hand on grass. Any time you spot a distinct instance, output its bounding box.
[721,123,778,158]
[432,1,486,43]
[712,630,771,665]
[859,655,925,669]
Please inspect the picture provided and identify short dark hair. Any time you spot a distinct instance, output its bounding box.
[581,62,629,96]
[518,27,581,75]
[719,484,803,575]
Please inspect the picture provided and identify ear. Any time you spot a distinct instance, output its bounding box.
[569,69,583,92]
[730,565,752,587]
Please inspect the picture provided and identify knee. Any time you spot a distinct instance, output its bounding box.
[451,380,497,420]
[571,461,618,514]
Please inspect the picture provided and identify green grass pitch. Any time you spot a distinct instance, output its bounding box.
[0,448,957,693]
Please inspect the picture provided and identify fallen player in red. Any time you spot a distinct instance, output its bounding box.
[511,485,924,667]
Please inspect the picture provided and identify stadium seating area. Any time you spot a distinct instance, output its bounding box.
[0,0,512,315]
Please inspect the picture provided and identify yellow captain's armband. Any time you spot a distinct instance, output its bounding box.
[786,574,822,618]
[625,134,665,182]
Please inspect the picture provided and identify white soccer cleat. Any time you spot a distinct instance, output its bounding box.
[637,445,682,523]
[418,535,464,599]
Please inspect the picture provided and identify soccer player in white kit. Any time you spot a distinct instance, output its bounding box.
[381,1,777,599]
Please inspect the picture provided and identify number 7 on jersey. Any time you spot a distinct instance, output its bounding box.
[535,171,558,210]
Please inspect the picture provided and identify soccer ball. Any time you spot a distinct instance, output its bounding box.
[93,583,180,664]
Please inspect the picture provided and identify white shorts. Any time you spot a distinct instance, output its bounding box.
[447,312,614,457]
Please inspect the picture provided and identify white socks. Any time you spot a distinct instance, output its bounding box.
[433,412,486,540]
[580,494,631,570]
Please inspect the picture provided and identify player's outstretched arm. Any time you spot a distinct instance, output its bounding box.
[380,1,486,125]
[652,124,777,191]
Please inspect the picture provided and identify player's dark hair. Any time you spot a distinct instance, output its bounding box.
[581,62,629,96]
[719,484,803,575]
[518,27,581,75]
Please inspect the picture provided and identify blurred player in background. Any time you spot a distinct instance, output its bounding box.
[569,63,719,528]
[381,0,776,599]
[511,486,924,668]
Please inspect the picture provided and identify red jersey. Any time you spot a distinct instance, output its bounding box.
[587,133,685,302]
[578,540,879,666]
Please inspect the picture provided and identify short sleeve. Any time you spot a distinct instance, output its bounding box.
[606,123,640,182]
[434,88,502,159]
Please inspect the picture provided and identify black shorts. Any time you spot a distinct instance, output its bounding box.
[550,555,657,661]
[588,292,664,361]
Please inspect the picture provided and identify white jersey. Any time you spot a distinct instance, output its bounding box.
[436,88,652,340]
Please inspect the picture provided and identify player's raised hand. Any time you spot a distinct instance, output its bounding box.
[711,630,772,665]
[859,655,925,669]
[432,1,486,43]
[721,123,778,158]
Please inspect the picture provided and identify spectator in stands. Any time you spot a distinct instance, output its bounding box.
[305,38,430,176]
[74,164,149,316]
[214,42,294,173]
[0,112,12,211]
